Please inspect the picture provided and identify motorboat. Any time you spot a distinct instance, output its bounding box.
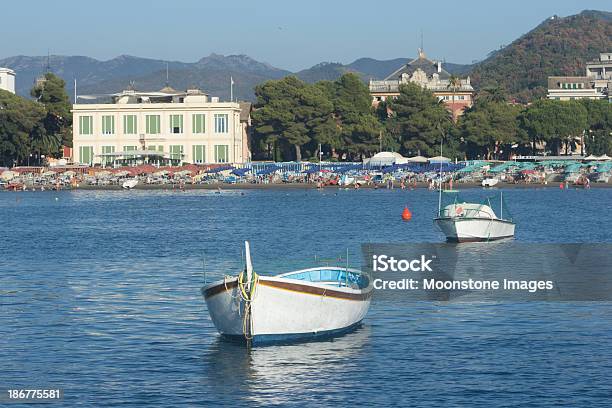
[431,137,515,242]
[122,178,138,189]
[434,194,515,242]
[202,242,372,346]
[481,177,499,187]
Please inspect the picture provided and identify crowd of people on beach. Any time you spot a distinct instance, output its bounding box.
[1,158,610,191]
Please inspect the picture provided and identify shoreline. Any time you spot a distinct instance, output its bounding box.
[5,182,611,192]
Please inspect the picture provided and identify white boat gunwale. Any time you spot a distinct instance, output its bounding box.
[203,267,372,301]
[434,216,515,225]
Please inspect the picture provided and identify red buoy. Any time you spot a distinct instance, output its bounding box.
[402,207,412,221]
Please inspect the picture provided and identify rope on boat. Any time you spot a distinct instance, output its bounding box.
[237,270,259,341]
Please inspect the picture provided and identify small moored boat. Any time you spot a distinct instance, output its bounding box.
[481,177,499,187]
[202,242,372,346]
[434,193,515,242]
[122,178,138,189]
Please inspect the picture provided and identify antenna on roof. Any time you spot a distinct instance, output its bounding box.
[165,63,169,86]
[420,29,424,52]
[46,49,51,73]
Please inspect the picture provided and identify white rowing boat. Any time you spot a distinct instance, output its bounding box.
[202,242,372,346]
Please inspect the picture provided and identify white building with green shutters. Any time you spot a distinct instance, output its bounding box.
[72,86,251,166]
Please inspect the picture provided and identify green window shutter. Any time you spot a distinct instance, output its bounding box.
[146,115,160,134]
[192,114,205,133]
[124,115,137,134]
[192,145,205,163]
[214,145,228,163]
[102,146,115,165]
[80,146,93,164]
[102,116,114,134]
[170,145,184,160]
[80,116,93,135]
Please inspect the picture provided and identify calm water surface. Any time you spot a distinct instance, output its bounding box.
[1,187,612,406]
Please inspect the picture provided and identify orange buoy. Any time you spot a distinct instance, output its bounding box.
[401,206,412,221]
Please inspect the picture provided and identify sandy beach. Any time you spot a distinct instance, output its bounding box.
[63,181,612,191]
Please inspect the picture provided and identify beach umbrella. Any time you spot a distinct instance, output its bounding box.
[428,156,450,163]
[1,170,16,181]
[407,155,428,163]
[232,168,251,177]
[136,164,157,174]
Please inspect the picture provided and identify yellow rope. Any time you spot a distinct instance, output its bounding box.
[237,270,259,340]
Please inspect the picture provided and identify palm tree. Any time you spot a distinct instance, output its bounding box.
[447,75,462,120]
[479,86,508,104]
[31,130,62,162]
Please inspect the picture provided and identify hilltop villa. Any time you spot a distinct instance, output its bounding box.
[369,49,475,119]
[71,86,251,166]
[0,67,16,94]
[547,52,612,101]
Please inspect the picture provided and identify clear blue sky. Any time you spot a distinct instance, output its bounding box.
[1,0,609,71]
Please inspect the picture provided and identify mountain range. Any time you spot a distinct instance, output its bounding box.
[0,53,470,102]
[0,9,609,103]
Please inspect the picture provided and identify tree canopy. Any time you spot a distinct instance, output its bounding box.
[385,83,452,157]
[458,100,523,159]
[0,90,47,166]
[520,99,588,155]
[252,73,380,161]
[31,72,73,149]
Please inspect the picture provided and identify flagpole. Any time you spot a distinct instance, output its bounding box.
[230,76,234,102]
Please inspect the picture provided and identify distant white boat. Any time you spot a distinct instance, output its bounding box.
[481,177,499,187]
[432,138,514,242]
[122,178,138,189]
[434,199,515,242]
[202,242,372,346]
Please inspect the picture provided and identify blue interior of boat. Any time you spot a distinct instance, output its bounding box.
[283,268,369,289]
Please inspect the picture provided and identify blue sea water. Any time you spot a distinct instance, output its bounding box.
[1,187,612,406]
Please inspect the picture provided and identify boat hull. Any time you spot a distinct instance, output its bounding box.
[221,321,364,346]
[203,276,371,345]
[435,217,515,242]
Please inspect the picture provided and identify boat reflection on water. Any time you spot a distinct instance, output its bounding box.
[201,325,372,404]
